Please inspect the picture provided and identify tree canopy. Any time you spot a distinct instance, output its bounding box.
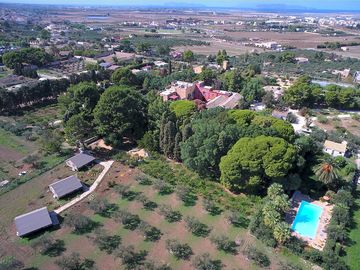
[94,85,147,146]
[220,136,297,192]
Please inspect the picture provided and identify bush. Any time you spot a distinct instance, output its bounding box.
[115,184,141,201]
[115,210,141,230]
[318,115,329,124]
[227,211,249,228]
[278,261,303,270]
[137,194,158,211]
[243,246,270,267]
[159,205,182,223]
[115,245,148,270]
[154,179,174,195]
[94,230,121,254]
[30,232,66,257]
[139,222,162,242]
[135,174,153,185]
[0,256,24,270]
[55,252,95,270]
[192,253,222,270]
[166,239,193,260]
[64,213,98,234]
[88,198,118,217]
[184,216,211,237]
[203,199,222,215]
[210,235,238,254]
[176,185,197,206]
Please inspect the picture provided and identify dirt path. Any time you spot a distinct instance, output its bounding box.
[54,160,114,214]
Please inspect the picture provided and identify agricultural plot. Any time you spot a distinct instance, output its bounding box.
[3,162,310,270]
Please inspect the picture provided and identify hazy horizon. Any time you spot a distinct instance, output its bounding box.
[0,0,359,11]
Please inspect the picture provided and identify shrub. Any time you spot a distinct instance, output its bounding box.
[115,245,148,270]
[203,199,222,215]
[137,194,158,211]
[278,261,303,270]
[210,235,238,254]
[243,246,270,267]
[30,232,66,257]
[139,222,162,242]
[135,175,153,185]
[159,205,182,223]
[317,115,329,124]
[115,210,141,230]
[93,230,121,254]
[176,185,197,206]
[64,213,98,234]
[88,198,118,217]
[154,179,174,195]
[286,112,298,124]
[55,252,95,270]
[184,216,211,237]
[0,256,24,270]
[192,253,222,270]
[227,211,249,228]
[115,184,141,201]
[166,239,193,260]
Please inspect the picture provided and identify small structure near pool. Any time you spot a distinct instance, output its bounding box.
[66,152,95,171]
[49,175,83,199]
[14,207,58,237]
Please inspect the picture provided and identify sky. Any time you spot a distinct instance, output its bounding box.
[0,0,359,10]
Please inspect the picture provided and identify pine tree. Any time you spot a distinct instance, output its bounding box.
[174,132,182,161]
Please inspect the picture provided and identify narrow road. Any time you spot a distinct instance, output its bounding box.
[54,160,114,214]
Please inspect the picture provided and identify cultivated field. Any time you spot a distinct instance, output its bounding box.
[0,162,311,270]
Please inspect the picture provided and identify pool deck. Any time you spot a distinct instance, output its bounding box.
[286,191,334,250]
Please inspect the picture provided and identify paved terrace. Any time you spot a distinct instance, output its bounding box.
[54,160,114,214]
[286,191,334,251]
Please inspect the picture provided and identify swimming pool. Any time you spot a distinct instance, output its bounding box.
[291,201,323,239]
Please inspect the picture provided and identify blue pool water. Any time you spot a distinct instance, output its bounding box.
[291,201,323,239]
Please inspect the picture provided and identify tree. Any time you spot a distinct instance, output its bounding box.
[0,256,24,270]
[210,235,238,254]
[183,50,194,62]
[64,114,93,145]
[30,232,65,257]
[40,129,63,154]
[94,85,147,146]
[273,222,291,245]
[220,69,243,92]
[262,91,276,108]
[244,246,270,267]
[166,239,193,260]
[89,198,118,217]
[174,132,182,161]
[115,245,148,270]
[220,136,296,192]
[111,67,137,86]
[198,68,216,85]
[93,230,121,254]
[314,159,339,186]
[192,253,222,270]
[40,29,51,40]
[169,100,196,119]
[159,205,182,222]
[55,252,95,270]
[64,213,98,234]
[184,216,211,237]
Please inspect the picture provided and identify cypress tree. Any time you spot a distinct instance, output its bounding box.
[174,131,182,161]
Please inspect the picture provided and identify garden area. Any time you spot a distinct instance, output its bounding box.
[2,162,311,270]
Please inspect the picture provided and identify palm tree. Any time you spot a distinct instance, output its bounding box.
[314,159,339,186]
[273,222,291,245]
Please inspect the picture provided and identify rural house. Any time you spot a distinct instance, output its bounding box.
[14,207,56,237]
[49,175,83,199]
[323,140,348,157]
[66,152,95,171]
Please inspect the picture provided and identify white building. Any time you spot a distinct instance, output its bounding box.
[323,140,347,157]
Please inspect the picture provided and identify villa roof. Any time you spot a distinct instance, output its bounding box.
[324,140,347,153]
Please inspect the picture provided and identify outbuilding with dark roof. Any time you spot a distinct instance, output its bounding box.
[49,175,83,199]
[66,152,95,171]
[14,207,54,237]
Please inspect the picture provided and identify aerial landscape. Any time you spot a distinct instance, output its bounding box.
[1,0,360,269]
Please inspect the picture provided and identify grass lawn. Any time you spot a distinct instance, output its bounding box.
[345,189,360,270]
[0,128,31,154]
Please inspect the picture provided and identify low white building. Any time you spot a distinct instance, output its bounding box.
[323,140,347,157]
